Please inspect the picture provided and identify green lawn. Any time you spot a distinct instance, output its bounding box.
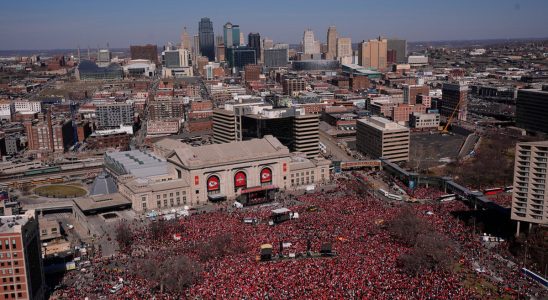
[34,185,87,198]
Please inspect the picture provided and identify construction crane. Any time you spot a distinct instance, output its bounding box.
[441,97,466,133]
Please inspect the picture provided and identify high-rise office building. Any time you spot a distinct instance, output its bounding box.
[0,210,45,300]
[336,37,352,64]
[223,22,240,48]
[303,29,320,55]
[261,38,274,62]
[199,17,215,61]
[226,47,256,71]
[387,39,407,64]
[326,26,338,60]
[440,82,468,122]
[516,86,548,134]
[96,103,134,129]
[511,140,548,234]
[130,44,159,64]
[356,116,410,162]
[248,33,261,61]
[181,27,192,50]
[162,49,190,68]
[192,35,200,61]
[212,104,320,157]
[358,37,388,70]
[215,35,226,62]
[403,84,430,105]
[239,32,245,46]
[264,48,288,68]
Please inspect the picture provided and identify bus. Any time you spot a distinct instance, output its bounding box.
[483,187,504,196]
[378,189,389,197]
[437,194,457,202]
[387,193,403,201]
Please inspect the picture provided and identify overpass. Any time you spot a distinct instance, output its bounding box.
[379,158,510,213]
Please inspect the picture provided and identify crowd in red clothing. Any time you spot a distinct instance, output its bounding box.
[488,193,513,208]
[54,176,546,299]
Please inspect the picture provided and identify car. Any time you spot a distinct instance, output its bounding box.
[109,283,123,294]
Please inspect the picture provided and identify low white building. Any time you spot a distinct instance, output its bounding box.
[123,59,157,77]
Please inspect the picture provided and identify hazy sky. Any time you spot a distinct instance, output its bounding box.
[1,0,547,50]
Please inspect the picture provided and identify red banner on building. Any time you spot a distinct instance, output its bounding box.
[283,163,287,172]
[207,176,220,191]
[234,171,247,188]
[260,168,272,183]
[194,176,199,185]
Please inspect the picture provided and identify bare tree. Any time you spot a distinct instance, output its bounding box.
[397,232,454,276]
[115,222,133,252]
[150,220,168,240]
[387,208,427,246]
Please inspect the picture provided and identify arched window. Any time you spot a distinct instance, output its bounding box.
[206,175,220,195]
[234,171,247,191]
[260,167,272,186]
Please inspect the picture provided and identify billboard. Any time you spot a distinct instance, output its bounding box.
[207,175,220,191]
[234,171,247,188]
[260,168,272,183]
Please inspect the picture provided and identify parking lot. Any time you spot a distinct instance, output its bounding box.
[409,132,466,169]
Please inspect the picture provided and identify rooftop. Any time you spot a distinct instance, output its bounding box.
[73,193,131,213]
[89,172,118,195]
[358,116,409,131]
[0,210,35,234]
[167,135,290,169]
[105,150,168,178]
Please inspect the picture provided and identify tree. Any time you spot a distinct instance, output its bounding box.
[115,222,133,252]
[387,208,427,246]
[132,255,202,294]
[397,233,454,276]
[196,233,243,262]
[150,220,168,240]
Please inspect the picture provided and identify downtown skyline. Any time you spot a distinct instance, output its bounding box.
[1,0,548,50]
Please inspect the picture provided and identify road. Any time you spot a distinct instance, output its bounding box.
[319,130,353,162]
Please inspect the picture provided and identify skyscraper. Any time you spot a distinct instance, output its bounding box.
[264,48,288,68]
[226,47,256,71]
[358,37,388,70]
[511,140,548,235]
[239,32,245,46]
[440,82,468,122]
[181,27,191,50]
[303,29,320,55]
[516,86,548,134]
[223,22,240,48]
[326,26,338,60]
[336,37,352,65]
[261,37,274,62]
[248,33,261,61]
[387,39,407,64]
[198,17,215,61]
[0,210,46,300]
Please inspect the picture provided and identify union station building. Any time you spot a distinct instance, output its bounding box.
[105,135,330,212]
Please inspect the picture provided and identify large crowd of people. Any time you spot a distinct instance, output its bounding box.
[54,175,546,299]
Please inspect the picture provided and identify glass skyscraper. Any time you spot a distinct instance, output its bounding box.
[199,17,215,61]
[223,22,240,48]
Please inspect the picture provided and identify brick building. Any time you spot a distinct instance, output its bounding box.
[0,210,45,300]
